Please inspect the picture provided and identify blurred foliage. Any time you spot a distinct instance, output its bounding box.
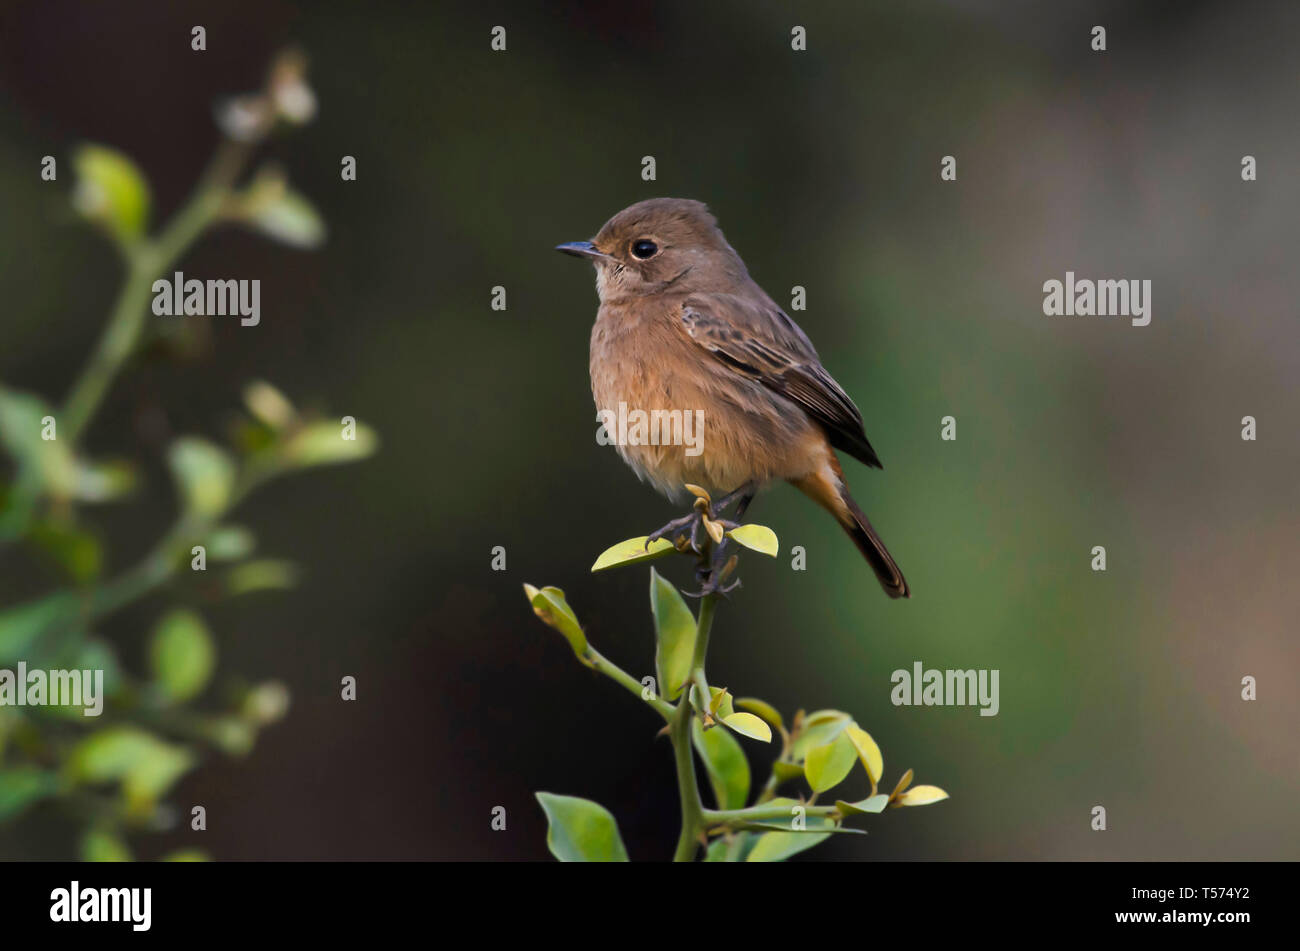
[0,51,375,860]
[526,489,946,862]
[1,1,1294,862]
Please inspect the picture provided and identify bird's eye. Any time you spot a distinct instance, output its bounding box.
[631,239,658,259]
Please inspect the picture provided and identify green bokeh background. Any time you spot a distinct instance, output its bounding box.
[0,0,1296,859]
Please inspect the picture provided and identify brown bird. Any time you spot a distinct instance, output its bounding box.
[557,198,909,599]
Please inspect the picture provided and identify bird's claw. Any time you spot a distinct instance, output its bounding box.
[683,539,742,599]
[646,486,746,597]
[646,498,735,555]
[645,512,704,553]
[682,576,742,600]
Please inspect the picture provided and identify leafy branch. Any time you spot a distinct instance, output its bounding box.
[0,50,376,860]
[525,487,947,862]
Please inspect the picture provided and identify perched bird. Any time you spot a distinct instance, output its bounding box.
[557,198,909,599]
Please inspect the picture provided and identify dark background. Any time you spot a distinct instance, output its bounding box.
[1,0,1296,860]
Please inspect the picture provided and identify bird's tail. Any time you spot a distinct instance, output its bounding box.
[791,457,910,599]
[837,489,909,599]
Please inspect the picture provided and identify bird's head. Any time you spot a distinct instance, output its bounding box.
[556,198,747,302]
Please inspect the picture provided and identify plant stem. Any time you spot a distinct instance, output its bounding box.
[670,590,719,861]
[691,593,716,674]
[62,139,251,444]
[60,258,156,445]
[584,646,672,720]
[704,802,841,824]
[669,689,703,861]
[9,471,262,638]
[755,772,782,805]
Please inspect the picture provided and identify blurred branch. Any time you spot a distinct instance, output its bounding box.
[0,49,369,863]
[62,139,253,444]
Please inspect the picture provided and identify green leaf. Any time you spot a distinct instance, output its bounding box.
[120,745,193,814]
[0,768,59,820]
[206,716,256,756]
[790,713,851,762]
[710,688,736,718]
[804,731,857,793]
[890,768,915,801]
[705,838,731,862]
[66,638,123,695]
[896,785,949,807]
[204,525,256,561]
[746,830,832,862]
[225,559,299,595]
[281,420,378,468]
[81,827,132,863]
[692,719,750,810]
[0,387,77,497]
[72,144,150,244]
[836,794,890,816]
[705,832,751,861]
[772,760,805,782]
[845,723,884,788]
[690,684,735,720]
[65,726,194,813]
[535,792,629,862]
[591,535,675,572]
[161,849,210,862]
[30,520,103,583]
[0,590,84,664]
[66,727,163,782]
[722,712,772,743]
[168,437,236,518]
[149,609,215,702]
[803,708,851,727]
[734,697,783,732]
[72,458,136,503]
[650,568,695,700]
[242,381,298,431]
[726,523,779,557]
[524,585,587,657]
[245,188,326,248]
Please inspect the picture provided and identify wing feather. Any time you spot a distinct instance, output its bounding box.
[679,295,883,469]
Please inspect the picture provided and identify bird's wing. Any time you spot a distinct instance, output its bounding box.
[679,292,883,469]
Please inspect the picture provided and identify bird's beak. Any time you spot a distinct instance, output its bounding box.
[555,240,611,261]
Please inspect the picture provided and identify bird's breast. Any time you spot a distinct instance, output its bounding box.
[588,301,821,499]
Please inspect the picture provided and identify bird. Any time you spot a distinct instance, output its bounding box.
[556,198,909,599]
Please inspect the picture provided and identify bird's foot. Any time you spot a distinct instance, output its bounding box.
[645,485,738,555]
[683,540,742,599]
[646,510,705,553]
[711,482,756,519]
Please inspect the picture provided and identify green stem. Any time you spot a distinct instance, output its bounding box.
[584,646,672,720]
[88,517,200,617]
[61,139,251,444]
[60,259,156,444]
[705,802,841,825]
[88,464,271,618]
[755,772,782,805]
[691,594,716,674]
[669,689,702,861]
[670,590,719,861]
